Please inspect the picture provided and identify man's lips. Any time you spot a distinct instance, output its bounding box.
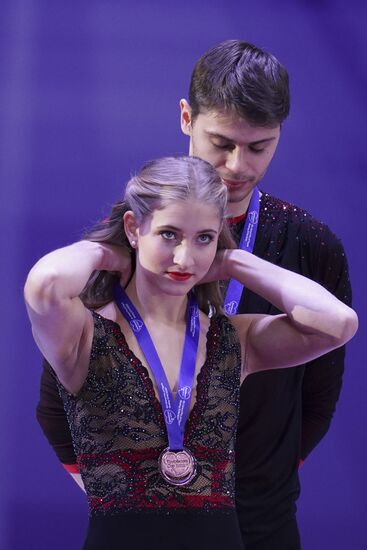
[166,272,193,281]
[222,178,249,188]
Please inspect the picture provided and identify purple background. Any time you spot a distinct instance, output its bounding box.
[1,1,366,548]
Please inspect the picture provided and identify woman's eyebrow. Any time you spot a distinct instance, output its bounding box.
[157,225,218,234]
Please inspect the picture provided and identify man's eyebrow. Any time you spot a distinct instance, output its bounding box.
[250,137,277,146]
[206,131,277,146]
[205,131,232,141]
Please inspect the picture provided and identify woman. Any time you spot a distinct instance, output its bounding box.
[24,156,357,550]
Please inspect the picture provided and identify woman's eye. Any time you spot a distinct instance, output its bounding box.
[160,231,176,240]
[197,234,213,244]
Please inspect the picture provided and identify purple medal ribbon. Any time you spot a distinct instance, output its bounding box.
[224,186,261,315]
[113,283,200,451]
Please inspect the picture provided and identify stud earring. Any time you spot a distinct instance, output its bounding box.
[131,240,137,248]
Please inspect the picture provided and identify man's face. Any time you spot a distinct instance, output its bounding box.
[180,100,280,215]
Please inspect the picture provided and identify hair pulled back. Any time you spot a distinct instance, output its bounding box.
[80,156,234,315]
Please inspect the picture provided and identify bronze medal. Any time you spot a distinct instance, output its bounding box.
[158,447,197,486]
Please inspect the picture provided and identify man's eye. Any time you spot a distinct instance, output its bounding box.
[213,142,233,151]
[249,146,265,154]
[197,234,213,244]
[160,231,176,240]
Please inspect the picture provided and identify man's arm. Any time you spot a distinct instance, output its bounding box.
[37,360,83,488]
[300,224,352,460]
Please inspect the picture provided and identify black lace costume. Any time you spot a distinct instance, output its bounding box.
[57,311,244,549]
[38,192,351,549]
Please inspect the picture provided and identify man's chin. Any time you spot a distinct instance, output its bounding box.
[227,190,251,203]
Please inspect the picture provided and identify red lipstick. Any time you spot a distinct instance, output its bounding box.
[167,272,193,281]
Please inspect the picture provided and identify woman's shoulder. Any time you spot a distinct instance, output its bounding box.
[228,312,265,337]
[208,312,244,350]
[94,301,118,322]
[87,303,127,353]
[90,301,125,336]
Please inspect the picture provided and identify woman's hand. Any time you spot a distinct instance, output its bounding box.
[200,249,233,283]
[96,242,132,285]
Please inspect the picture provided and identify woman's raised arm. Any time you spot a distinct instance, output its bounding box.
[211,249,358,378]
[24,241,130,392]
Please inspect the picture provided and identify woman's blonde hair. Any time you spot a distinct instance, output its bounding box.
[80,156,235,315]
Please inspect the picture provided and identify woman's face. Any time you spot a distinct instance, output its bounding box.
[133,198,221,296]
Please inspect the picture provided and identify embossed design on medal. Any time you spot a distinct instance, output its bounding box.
[158,447,197,486]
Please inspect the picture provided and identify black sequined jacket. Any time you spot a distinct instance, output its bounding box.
[231,192,351,544]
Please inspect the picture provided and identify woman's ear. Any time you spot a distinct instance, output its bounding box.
[123,210,139,249]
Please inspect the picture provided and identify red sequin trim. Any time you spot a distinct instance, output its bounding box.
[63,463,80,474]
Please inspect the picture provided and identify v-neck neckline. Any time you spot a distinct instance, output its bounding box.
[101,313,218,440]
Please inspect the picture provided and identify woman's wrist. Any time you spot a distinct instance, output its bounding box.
[79,240,109,269]
[77,240,123,273]
[86,241,132,276]
[225,248,253,279]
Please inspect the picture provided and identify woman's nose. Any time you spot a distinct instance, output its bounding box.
[173,242,194,270]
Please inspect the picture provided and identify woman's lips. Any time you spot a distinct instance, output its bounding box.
[167,272,193,281]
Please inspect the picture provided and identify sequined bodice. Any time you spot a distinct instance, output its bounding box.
[59,312,241,517]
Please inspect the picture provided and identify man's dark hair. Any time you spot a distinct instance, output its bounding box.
[188,40,290,127]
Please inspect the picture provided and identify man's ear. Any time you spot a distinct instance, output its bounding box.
[180,98,192,136]
[123,211,139,248]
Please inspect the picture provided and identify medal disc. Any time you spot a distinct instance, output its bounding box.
[158,447,197,486]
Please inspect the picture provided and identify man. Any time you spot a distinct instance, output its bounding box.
[37,40,351,549]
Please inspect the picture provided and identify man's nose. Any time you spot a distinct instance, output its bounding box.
[225,148,248,177]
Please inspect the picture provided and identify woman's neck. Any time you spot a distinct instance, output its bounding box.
[124,273,188,326]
